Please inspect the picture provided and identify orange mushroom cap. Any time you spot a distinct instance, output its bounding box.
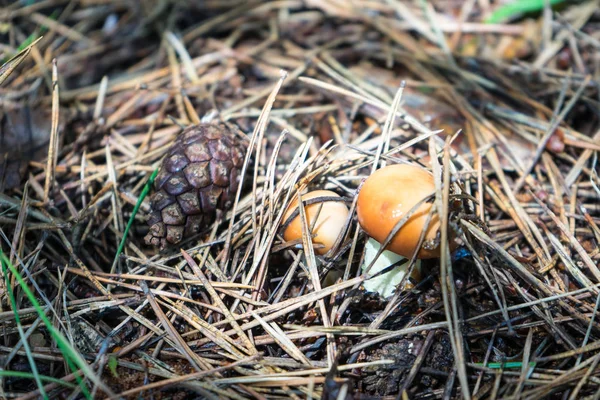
[357,164,443,259]
[283,190,349,255]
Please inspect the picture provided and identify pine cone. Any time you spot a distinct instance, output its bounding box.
[144,123,247,248]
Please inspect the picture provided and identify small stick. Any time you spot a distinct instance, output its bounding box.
[43,59,60,203]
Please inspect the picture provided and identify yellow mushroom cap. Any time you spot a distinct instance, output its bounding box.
[356,164,442,259]
[283,190,349,255]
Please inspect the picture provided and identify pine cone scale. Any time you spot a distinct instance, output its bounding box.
[200,186,222,214]
[184,162,211,188]
[208,140,231,160]
[210,160,232,187]
[164,154,188,172]
[161,203,185,225]
[150,190,174,211]
[177,191,202,215]
[164,172,191,195]
[166,225,184,244]
[184,142,212,162]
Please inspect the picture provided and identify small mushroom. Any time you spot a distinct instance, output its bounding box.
[357,164,442,259]
[283,190,349,255]
[356,164,447,297]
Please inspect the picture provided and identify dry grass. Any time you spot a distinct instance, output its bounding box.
[1,0,600,399]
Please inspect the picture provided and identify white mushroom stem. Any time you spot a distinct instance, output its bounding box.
[361,237,420,298]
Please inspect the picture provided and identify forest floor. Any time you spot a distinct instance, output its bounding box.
[1,1,600,399]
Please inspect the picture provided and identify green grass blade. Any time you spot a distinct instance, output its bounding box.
[476,361,537,369]
[2,10,59,64]
[1,258,47,399]
[0,370,77,389]
[486,0,565,24]
[0,250,92,399]
[13,10,59,54]
[111,167,159,271]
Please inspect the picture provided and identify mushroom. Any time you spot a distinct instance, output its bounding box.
[282,190,349,256]
[357,164,443,258]
[356,164,446,297]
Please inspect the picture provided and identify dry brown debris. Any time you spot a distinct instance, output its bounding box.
[1,1,600,399]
